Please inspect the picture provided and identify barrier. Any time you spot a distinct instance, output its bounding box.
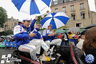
[0,42,5,47]
[0,42,16,48]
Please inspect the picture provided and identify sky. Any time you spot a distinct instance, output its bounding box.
[0,0,95,21]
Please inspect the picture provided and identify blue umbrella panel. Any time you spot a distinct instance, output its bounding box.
[41,12,70,29]
[12,0,51,15]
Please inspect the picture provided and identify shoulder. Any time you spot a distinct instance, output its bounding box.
[14,25,22,29]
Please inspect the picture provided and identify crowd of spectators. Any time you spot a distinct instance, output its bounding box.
[53,31,81,47]
[0,36,15,42]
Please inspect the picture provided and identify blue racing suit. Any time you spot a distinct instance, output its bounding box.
[30,28,42,40]
[13,19,37,49]
[43,29,62,47]
[43,29,55,42]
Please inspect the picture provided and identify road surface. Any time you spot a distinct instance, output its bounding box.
[0,48,16,64]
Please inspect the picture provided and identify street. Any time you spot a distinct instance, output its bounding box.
[0,48,16,64]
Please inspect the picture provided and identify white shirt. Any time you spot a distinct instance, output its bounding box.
[76,38,84,49]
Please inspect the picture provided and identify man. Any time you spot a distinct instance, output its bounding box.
[43,25,62,48]
[29,24,50,56]
[68,31,75,46]
[13,17,38,61]
[76,30,87,49]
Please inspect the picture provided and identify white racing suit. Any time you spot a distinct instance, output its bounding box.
[29,28,49,54]
[14,24,37,60]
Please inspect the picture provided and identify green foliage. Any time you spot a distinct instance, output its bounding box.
[36,14,47,24]
[36,16,41,24]
[0,7,8,28]
[3,30,13,36]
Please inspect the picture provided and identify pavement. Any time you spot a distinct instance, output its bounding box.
[0,48,16,64]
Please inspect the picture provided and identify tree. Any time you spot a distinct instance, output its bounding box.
[0,7,7,28]
[36,16,41,24]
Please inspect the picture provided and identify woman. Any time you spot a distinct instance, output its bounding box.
[81,27,96,64]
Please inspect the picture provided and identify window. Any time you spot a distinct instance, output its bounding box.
[55,8,58,12]
[62,7,66,12]
[71,5,74,11]
[63,0,67,3]
[80,3,84,10]
[81,11,85,19]
[76,23,81,27]
[71,13,75,20]
[54,1,58,5]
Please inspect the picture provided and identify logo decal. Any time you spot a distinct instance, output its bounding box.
[85,54,95,64]
[1,54,21,64]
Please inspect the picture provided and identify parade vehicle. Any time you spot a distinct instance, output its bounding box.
[12,45,84,64]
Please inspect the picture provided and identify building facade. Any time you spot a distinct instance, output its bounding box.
[4,17,19,31]
[51,0,96,28]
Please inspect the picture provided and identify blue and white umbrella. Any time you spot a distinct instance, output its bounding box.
[41,12,70,29]
[12,0,51,15]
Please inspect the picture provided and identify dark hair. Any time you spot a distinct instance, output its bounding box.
[82,27,96,53]
[68,32,71,34]
[81,30,87,35]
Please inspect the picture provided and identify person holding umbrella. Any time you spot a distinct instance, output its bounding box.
[13,17,39,61]
[43,24,62,48]
[29,24,51,56]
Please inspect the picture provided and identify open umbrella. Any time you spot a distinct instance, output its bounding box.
[41,12,69,29]
[85,24,96,29]
[68,27,80,33]
[56,29,67,34]
[12,0,51,15]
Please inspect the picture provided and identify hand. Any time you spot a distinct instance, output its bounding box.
[48,33,54,36]
[35,16,38,20]
[54,32,56,35]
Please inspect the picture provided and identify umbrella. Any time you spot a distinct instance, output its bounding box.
[41,12,69,29]
[68,27,80,33]
[12,0,51,15]
[56,29,67,34]
[85,24,96,29]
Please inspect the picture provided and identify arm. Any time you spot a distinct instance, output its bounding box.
[29,28,38,37]
[30,17,38,31]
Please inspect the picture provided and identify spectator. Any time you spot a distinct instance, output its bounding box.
[76,30,87,49]
[10,36,15,42]
[77,32,81,38]
[81,27,96,64]
[61,32,69,46]
[58,33,62,39]
[68,31,75,46]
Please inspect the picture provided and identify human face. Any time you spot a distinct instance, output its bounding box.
[48,25,52,30]
[81,35,85,40]
[23,21,30,28]
[71,31,74,34]
[36,24,41,29]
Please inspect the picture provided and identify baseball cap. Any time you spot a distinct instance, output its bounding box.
[36,24,41,26]
[48,24,52,27]
[23,18,30,22]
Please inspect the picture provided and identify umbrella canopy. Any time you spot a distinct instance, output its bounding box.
[85,24,96,29]
[56,29,67,34]
[68,27,80,33]
[12,0,51,15]
[40,12,69,29]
